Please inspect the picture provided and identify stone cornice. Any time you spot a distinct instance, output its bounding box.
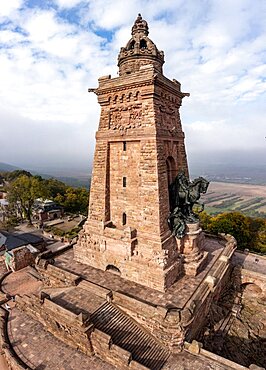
[89,77,156,96]
[155,75,190,99]
[89,72,189,100]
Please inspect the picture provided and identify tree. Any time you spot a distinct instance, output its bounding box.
[44,178,67,198]
[54,187,89,215]
[7,175,48,224]
[200,211,266,253]
[6,170,32,181]
[208,212,251,249]
[198,211,212,231]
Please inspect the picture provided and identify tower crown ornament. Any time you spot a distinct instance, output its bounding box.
[131,13,149,36]
[118,14,164,76]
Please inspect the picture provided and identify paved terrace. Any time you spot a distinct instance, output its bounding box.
[54,236,224,308]
[6,307,232,370]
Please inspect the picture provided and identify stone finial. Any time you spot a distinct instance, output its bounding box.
[131,13,149,36]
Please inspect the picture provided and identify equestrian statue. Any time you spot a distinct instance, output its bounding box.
[168,171,209,239]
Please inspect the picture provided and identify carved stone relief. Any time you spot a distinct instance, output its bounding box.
[109,104,142,131]
[159,104,181,134]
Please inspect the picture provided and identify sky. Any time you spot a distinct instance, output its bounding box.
[0,0,265,175]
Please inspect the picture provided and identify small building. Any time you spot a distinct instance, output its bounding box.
[33,199,64,221]
[0,231,46,271]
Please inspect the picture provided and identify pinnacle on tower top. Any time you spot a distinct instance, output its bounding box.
[118,14,164,76]
[131,13,149,36]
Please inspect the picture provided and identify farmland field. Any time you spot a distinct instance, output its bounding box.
[201,182,266,218]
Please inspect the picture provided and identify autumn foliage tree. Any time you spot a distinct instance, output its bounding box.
[199,211,266,253]
[3,170,89,222]
[54,187,88,215]
[7,175,48,224]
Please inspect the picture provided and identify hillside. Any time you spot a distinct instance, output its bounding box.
[0,162,21,172]
[0,162,90,189]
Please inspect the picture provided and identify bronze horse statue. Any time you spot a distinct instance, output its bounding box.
[168,172,209,237]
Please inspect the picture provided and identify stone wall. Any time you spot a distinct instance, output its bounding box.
[15,294,94,356]
[9,247,36,271]
[112,290,184,349]
[36,260,81,288]
[91,329,149,370]
[183,235,236,342]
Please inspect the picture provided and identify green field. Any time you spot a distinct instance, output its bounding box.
[202,182,266,218]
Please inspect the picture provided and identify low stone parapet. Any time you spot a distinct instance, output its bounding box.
[91,328,132,369]
[78,280,112,301]
[36,262,81,288]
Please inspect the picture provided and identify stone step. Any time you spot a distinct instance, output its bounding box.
[90,302,169,370]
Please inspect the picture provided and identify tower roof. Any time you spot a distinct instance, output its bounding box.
[118,14,164,76]
[131,13,149,36]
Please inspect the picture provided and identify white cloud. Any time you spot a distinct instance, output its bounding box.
[54,0,83,8]
[0,0,265,171]
[0,0,23,18]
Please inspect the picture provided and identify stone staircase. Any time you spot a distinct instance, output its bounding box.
[90,302,170,370]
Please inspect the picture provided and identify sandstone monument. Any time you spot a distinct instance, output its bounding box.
[74,13,209,291]
[0,14,265,370]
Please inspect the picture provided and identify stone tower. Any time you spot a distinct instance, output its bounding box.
[74,14,190,291]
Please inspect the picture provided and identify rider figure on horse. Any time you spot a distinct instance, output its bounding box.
[177,170,190,205]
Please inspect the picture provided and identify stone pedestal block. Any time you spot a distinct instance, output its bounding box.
[176,222,209,277]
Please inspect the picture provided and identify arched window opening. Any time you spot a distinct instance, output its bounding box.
[129,40,135,50]
[122,212,127,225]
[166,156,176,186]
[106,265,121,276]
[140,39,147,49]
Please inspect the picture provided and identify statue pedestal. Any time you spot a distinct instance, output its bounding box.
[176,222,209,277]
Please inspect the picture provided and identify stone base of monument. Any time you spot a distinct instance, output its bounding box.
[176,222,209,277]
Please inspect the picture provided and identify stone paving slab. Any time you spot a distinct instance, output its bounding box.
[52,286,105,315]
[55,237,224,308]
[8,307,115,370]
[1,266,43,296]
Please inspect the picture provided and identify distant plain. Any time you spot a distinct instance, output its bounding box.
[202,182,266,217]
